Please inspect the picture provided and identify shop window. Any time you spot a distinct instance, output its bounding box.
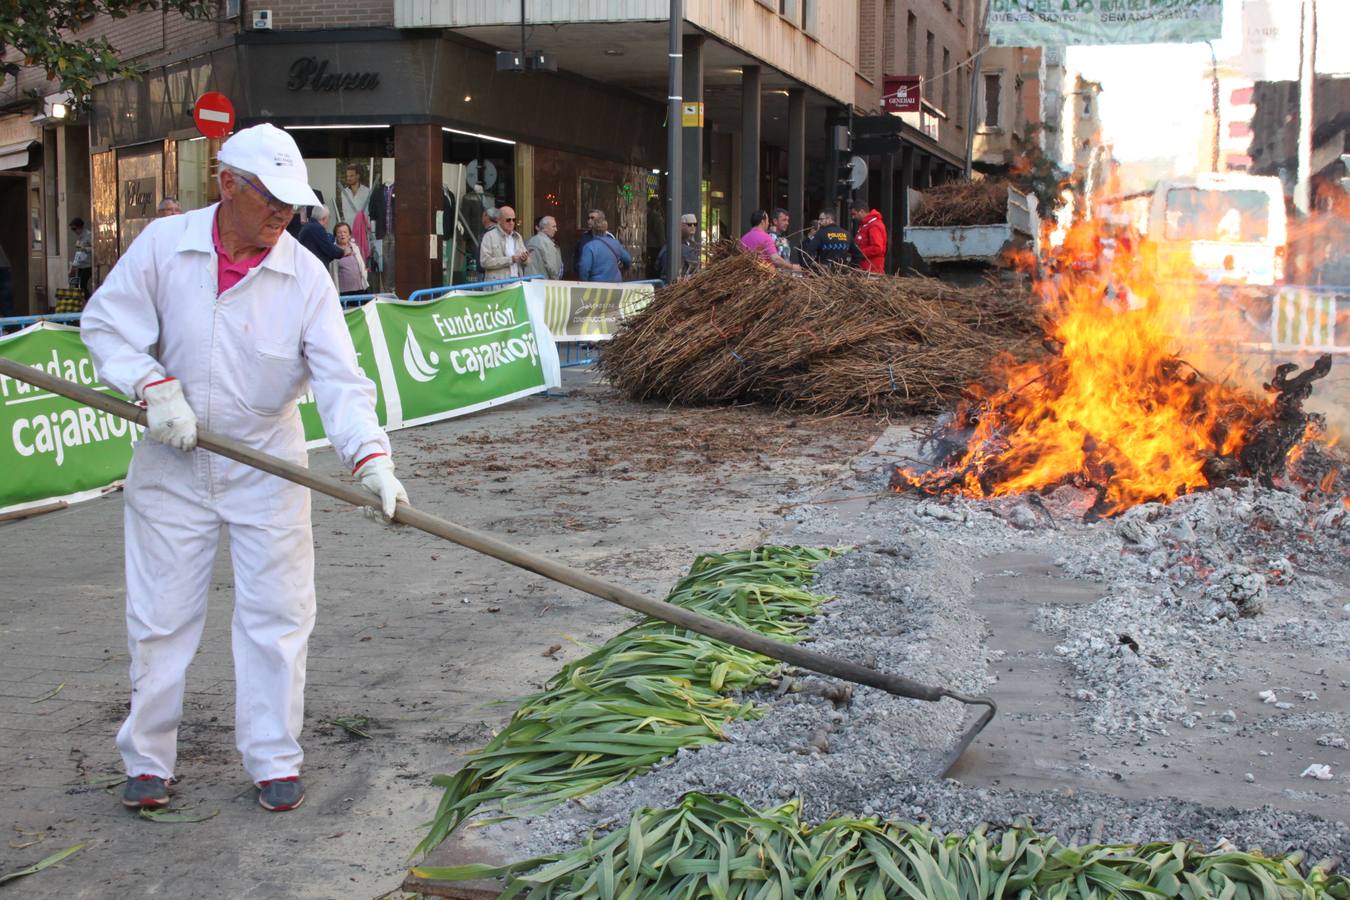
[176,137,212,213]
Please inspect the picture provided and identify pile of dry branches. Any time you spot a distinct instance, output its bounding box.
[600,253,1045,416]
[911,179,1010,227]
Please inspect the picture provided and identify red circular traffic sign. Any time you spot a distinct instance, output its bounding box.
[192,92,235,139]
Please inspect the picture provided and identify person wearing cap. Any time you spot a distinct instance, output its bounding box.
[81,123,408,815]
[655,213,701,281]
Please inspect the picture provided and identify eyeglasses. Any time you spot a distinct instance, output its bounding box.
[501,217,516,222]
[235,175,295,213]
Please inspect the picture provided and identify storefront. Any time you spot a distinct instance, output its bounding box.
[88,30,668,294]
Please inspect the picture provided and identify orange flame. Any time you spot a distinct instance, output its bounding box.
[899,216,1273,517]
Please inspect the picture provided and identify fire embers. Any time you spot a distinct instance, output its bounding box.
[892,248,1339,518]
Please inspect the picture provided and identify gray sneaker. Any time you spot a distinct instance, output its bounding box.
[257,776,304,812]
[122,774,170,809]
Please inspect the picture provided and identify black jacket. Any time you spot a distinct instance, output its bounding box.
[800,225,860,269]
[298,218,344,264]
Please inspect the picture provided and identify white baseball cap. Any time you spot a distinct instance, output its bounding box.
[217,123,320,207]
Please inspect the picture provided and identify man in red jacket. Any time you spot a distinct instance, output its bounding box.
[850,202,887,274]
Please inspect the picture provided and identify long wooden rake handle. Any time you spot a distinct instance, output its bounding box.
[0,357,995,725]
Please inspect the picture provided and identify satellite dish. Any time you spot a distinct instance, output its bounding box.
[847,155,868,190]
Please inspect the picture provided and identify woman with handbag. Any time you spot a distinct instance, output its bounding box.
[330,222,368,296]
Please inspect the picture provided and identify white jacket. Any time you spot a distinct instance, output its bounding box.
[82,205,388,487]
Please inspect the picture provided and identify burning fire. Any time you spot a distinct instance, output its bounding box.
[896,217,1315,518]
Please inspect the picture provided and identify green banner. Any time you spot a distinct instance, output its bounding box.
[375,285,548,426]
[989,0,1222,47]
[540,281,654,341]
[0,324,142,510]
[298,306,389,443]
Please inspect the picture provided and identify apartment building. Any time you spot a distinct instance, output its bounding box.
[1250,75,1350,204]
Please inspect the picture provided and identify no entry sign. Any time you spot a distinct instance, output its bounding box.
[192,92,235,139]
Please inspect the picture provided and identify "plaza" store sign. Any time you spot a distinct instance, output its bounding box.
[287,57,380,92]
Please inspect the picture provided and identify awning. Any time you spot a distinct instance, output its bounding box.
[0,139,39,172]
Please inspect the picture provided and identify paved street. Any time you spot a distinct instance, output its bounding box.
[0,369,879,897]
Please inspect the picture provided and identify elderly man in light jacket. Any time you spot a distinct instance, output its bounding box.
[524,215,563,280]
[478,204,529,281]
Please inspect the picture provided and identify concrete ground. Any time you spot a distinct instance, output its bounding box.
[0,368,880,898]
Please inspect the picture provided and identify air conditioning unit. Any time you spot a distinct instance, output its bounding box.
[252,9,272,29]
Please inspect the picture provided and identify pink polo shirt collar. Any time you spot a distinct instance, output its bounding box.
[212,213,270,296]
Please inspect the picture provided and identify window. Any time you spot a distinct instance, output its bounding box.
[803,0,817,34]
[983,72,1002,127]
[957,63,966,129]
[925,31,935,83]
[1228,121,1252,138]
[883,0,897,73]
[906,13,917,73]
[942,48,951,112]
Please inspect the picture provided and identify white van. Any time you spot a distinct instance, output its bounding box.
[1147,173,1287,287]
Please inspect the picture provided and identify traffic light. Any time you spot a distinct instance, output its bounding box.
[835,160,855,200]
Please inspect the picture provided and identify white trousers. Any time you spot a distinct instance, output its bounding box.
[116,444,316,784]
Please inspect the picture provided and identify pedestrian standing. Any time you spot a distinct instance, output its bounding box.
[576,214,632,282]
[656,213,701,281]
[573,208,602,274]
[69,218,93,298]
[479,205,529,280]
[298,205,344,266]
[81,122,408,814]
[800,209,859,270]
[525,216,563,280]
[850,201,887,274]
[768,208,793,264]
[331,221,369,295]
[740,210,800,273]
[158,197,183,217]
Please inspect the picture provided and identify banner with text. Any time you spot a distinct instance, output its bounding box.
[533,281,655,342]
[373,286,554,427]
[989,0,1222,47]
[0,323,144,512]
[0,286,562,514]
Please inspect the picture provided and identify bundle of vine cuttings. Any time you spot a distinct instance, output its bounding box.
[415,547,840,856]
[599,253,1043,416]
[911,178,1012,227]
[412,792,1350,899]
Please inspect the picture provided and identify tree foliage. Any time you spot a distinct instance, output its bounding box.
[1,0,214,108]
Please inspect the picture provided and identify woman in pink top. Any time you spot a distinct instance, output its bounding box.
[740,210,800,272]
[331,222,368,295]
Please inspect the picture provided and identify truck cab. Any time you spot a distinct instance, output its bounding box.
[1147,173,1287,287]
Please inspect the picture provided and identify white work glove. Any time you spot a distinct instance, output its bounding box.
[354,454,409,520]
[142,377,198,451]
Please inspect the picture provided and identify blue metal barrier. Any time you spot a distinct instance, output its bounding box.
[406,275,542,304]
[338,293,385,309]
[0,313,83,335]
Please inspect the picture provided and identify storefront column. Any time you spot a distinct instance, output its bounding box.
[394,124,442,295]
[740,65,761,215]
[681,35,704,231]
[898,143,915,272]
[787,89,806,245]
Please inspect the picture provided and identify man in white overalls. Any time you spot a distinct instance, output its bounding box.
[82,124,408,813]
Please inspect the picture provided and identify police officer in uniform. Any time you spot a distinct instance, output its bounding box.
[799,209,860,271]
